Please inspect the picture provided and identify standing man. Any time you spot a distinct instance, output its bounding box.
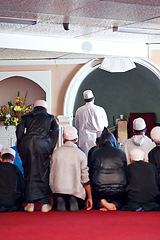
[75,90,108,156]
[16,100,59,213]
[121,117,155,165]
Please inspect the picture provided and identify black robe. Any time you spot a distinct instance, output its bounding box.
[148,146,160,191]
[122,161,160,211]
[88,143,127,209]
[0,162,24,212]
[16,106,59,203]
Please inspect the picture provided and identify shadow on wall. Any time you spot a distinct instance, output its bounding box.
[73,63,160,128]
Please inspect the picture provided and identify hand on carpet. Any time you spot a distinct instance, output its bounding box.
[85,198,93,210]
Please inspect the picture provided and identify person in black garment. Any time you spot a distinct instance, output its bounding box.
[16,100,59,212]
[122,148,160,211]
[149,126,160,192]
[0,148,24,212]
[88,127,126,211]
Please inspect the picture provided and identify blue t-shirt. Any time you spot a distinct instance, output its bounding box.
[11,146,24,176]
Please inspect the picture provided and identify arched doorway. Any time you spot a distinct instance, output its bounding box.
[0,71,51,112]
[63,59,160,127]
[0,70,51,147]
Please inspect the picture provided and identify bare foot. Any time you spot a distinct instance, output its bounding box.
[99,207,108,211]
[101,199,117,211]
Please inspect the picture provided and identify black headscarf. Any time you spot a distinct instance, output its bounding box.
[99,127,119,148]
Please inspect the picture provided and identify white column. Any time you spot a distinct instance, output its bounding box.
[57,115,73,147]
[0,126,17,147]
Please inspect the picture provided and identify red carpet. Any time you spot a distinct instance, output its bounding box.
[1,209,160,240]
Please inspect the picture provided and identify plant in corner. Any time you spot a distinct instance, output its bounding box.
[0,91,33,129]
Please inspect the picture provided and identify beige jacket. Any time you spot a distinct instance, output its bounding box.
[49,141,89,200]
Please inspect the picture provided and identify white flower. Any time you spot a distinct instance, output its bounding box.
[6,114,11,119]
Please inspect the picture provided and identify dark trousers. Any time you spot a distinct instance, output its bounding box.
[122,201,160,211]
[92,190,126,210]
[52,193,85,210]
[27,195,50,205]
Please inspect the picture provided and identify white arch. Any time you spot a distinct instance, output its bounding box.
[0,71,51,113]
[63,58,160,118]
[133,58,160,80]
[63,59,101,117]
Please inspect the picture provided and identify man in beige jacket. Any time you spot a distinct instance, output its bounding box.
[49,126,92,212]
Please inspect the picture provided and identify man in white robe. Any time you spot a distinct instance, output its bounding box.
[121,117,155,165]
[75,90,108,156]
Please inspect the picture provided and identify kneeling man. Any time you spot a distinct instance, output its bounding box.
[49,126,92,212]
[122,148,160,211]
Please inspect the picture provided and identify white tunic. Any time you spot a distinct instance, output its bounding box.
[49,141,89,200]
[121,135,156,165]
[75,102,108,156]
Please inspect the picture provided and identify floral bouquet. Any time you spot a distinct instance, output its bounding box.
[0,91,33,128]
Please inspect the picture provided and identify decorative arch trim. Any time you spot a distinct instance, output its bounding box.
[0,71,51,113]
[63,58,160,117]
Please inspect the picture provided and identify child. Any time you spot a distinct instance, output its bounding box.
[11,145,24,176]
[0,148,24,212]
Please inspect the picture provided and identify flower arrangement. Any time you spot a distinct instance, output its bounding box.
[0,91,33,128]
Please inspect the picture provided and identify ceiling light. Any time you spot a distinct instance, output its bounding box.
[113,26,160,35]
[99,57,136,72]
[0,17,36,25]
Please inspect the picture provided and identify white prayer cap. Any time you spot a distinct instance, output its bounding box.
[63,126,78,140]
[83,90,94,100]
[130,149,144,161]
[0,144,4,152]
[150,126,160,143]
[133,117,146,131]
[1,148,15,158]
[34,100,48,109]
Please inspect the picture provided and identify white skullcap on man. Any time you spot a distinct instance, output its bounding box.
[130,149,144,161]
[0,144,4,153]
[83,90,94,100]
[133,117,146,131]
[63,126,78,140]
[1,148,15,158]
[150,126,160,143]
[34,100,48,110]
